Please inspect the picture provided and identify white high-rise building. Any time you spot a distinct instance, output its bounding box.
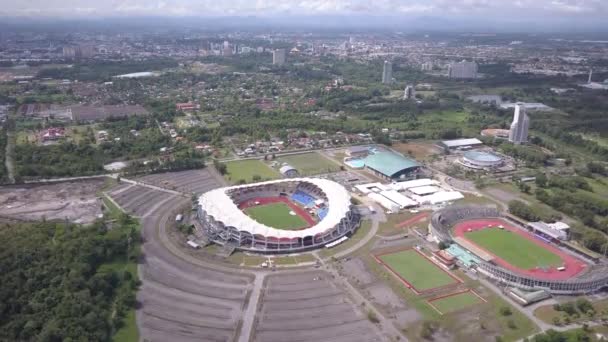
[382,60,393,84]
[403,85,415,100]
[421,61,434,71]
[448,60,478,79]
[272,49,286,65]
[509,103,530,144]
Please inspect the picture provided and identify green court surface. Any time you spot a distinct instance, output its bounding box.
[225,159,280,184]
[430,291,483,314]
[379,249,457,292]
[244,203,308,230]
[276,152,340,176]
[465,228,562,270]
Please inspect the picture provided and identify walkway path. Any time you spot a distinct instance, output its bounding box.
[238,274,265,342]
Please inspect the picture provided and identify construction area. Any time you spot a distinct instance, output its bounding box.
[0,179,105,224]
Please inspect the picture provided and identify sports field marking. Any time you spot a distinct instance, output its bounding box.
[428,290,485,315]
[377,248,460,293]
[465,227,562,270]
[244,202,309,230]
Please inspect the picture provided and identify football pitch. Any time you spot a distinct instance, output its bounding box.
[429,291,483,314]
[379,249,458,292]
[465,227,562,270]
[276,152,340,176]
[244,202,309,230]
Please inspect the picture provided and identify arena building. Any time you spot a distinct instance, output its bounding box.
[458,150,504,170]
[430,206,608,295]
[197,178,360,253]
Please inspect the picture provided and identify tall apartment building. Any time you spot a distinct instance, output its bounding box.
[508,103,530,144]
[272,49,286,65]
[448,60,478,79]
[382,60,393,84]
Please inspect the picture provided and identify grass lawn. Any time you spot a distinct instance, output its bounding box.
[225,159,280,184]
[430,291,483,314]
[275,152,340,176]
[465,228,562,269]
[245,202,309,230]
[379,249,457,292]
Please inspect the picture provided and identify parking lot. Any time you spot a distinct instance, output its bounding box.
[135,169,225,195]
[253,271,382,342]
[107,184,180,217]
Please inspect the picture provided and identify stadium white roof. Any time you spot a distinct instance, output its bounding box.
[198,178,351,239]
[441,138,483,148]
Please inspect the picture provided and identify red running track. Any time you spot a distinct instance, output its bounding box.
[453,218,587,281]
[238,196,317,229]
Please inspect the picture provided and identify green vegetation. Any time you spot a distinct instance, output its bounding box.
[274,152,340,175]
[0,216,140,341]
[224,159,280,183]
[379,249,457,291]
[244,202,309,230]
[465,227,562,269]
[534,298,608,326]
[430,291,483,314]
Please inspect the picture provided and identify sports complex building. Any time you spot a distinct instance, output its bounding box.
[430,206,608,294]
[343,147,420,181]
[458,150,504,170]
[197,178,360,253]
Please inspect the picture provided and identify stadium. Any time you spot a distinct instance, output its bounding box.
[430,206,608,294]
[458,150,504,170]
[197,178,360,253]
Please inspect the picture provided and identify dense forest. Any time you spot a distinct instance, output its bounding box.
[0,217,139,341]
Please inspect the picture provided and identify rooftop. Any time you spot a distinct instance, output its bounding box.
[441,138,483,148]
[363,151,420,178]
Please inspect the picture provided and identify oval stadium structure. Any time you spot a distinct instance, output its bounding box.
[460,151,504,169]
[430,205,608,295]
[197,178,360,253]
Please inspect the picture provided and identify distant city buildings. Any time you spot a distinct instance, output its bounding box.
[403,85,415,100]
[448,60,478,79]
[509,103,530,145]
[62,45,94,59]
[421,61,434,71]
[272,49,286,65]
[382,60,392,84]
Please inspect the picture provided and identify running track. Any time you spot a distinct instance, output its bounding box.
[453,218,586,281]
[238,196,317,229]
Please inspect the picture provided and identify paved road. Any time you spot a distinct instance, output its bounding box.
[238,274,265,342]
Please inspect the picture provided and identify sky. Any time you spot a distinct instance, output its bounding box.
[1,0,606,18]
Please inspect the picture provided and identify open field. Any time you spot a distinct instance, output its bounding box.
[392,142,442,161]
[465,227,562,269]
[245,202,308,230]
[378,249,459,293]
[225,159,280,184]
[274,152,340,176]
[0,179,104,224]
[429,291,484,315]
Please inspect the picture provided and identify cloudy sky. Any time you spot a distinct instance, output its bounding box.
[1,0,607,18]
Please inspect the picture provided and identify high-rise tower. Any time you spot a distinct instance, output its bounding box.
[508,103,530,144]
[382,60,393,84]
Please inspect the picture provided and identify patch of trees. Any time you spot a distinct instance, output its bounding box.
[529,328,592,342]
[499,142,549,167]
[36,58,178,82]
[508,200,541,222]
[0,218,139,341]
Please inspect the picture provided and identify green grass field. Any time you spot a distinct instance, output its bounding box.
[245,202,309,230]
[225,159,280,183]
[430,291,483,314]
[465,228,562,269]
[275,152,340,176]
[379,249,457,292]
